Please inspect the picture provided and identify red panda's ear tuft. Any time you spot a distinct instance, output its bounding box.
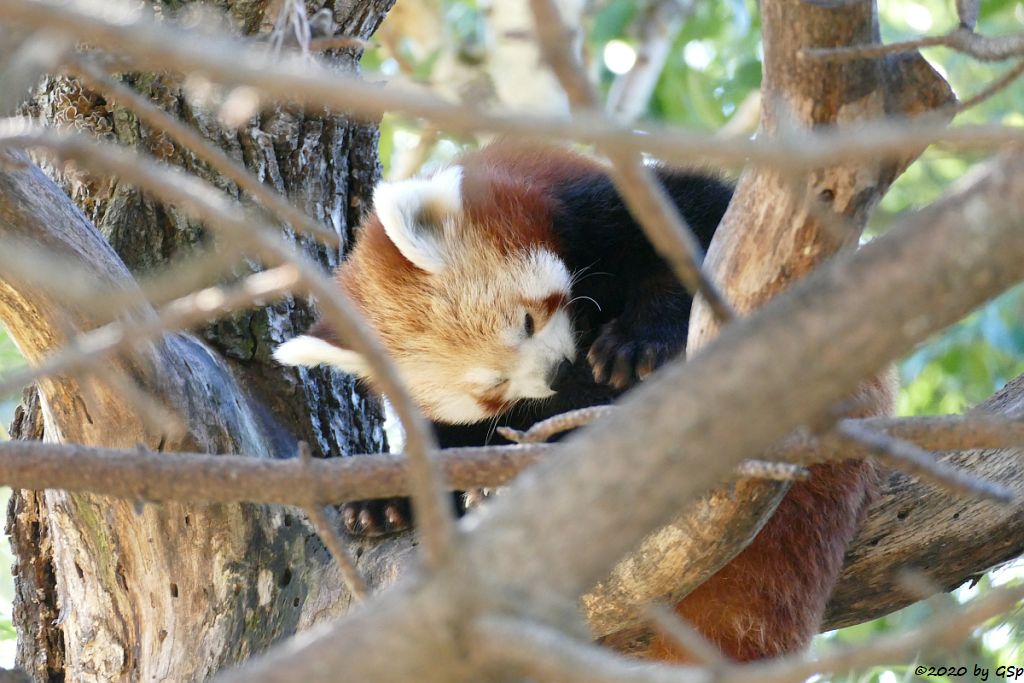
[372,165,463,274]
[273,335,371,378]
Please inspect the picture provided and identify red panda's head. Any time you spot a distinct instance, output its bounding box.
[274,163,578,424]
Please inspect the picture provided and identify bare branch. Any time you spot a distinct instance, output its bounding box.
[0,440,546,505]
[0,436,817,507]
[309,36,372,52]
[527,0,735,323]
[474,582,1024,683]
[733,460,809,481]
[606,1,694,122]
[498,406,615,443]
[296,442,368,601]
[957,59,1024,112]
[836,421,1014,503]
[64,58,340,246]
[0,121,456,569]
[801,27,1024,63]
[0,264,301,397]
[957,0,980,30]
[6,3,1018,178]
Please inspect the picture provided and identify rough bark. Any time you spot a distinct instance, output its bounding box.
[594,0,954,650]
[217,148,1024,683]
[827,373,1024,628]
[2,1,397,681]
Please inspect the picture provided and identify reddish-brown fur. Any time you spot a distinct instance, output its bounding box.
[649,375,894,662]
[304,141,891,660]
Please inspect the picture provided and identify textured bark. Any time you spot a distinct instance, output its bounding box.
[595,0,954,651]
[2,1,396,681]
[827,373,1024,628]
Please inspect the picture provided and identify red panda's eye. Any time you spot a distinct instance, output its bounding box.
[524,312,535,338]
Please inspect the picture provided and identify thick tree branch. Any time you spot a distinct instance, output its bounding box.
[217,146,1024,683]
[0,440,547,505]
[2,1,1022,172]
[0,122,456,568]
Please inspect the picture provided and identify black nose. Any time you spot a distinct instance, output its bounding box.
[548,358,574,393]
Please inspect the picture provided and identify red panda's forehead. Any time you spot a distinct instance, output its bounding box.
[460,169,559,254]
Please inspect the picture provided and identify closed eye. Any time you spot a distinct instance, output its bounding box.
[524,312,535,338]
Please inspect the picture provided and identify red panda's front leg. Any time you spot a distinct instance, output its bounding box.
[586,271,693,390]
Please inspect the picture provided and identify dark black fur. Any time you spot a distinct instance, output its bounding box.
[343,168,733,535]
[433,167,732,446]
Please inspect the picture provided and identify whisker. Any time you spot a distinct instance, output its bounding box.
[568,295,601,312]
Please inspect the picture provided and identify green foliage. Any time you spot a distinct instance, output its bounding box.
[0,330,21,655]
[2,0,1022,672]
[0,327,24,442]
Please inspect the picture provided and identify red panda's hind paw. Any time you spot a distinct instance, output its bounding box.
[587,320,679,390]
[340,498,412,537]
[338,492,481,537]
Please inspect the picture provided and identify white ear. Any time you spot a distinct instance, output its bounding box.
[273,335,371,377]
[373,165,463,274]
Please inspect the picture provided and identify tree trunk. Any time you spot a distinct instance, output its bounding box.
[3,1,396,680]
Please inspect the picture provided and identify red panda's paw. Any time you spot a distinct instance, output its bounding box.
[340,498,412,537]
[339,492,482,536]
[461,487,497,511]
[587,320,680,390]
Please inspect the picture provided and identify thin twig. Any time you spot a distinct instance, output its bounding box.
[296,442,368,600]
[309,36,372,52]
[800,27,1024,63]
[836,420,1014,503]
[498,405,616,443]
[65,58,340,246]
[957,59,1024,112]
[528,0,735,323]
[0,265,302,397]
[733,460,809,481]
[3,1,1024,172]
[858,414,1024,452]
[0,122,456,568]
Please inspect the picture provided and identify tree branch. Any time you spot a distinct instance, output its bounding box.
[0,121,457,569]
[801,26,1024,63]
[2,1,1021,173]
[528,0,735,322]
[216,147,1024,683]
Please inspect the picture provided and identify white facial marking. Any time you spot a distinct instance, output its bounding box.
[373,165,464,273]
[506,309,576,400]
[432,391,490,424]
[464,367,505,389]
[521,249,572,300]
[273,335,370,377]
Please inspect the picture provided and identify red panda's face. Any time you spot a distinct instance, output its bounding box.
[274,165,578,425]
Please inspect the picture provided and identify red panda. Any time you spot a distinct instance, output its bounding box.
[274,141,887,662]
[275,141,731,446]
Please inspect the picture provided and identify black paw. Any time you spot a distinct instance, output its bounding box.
[340,497,412,537]
[586,319,682,390]
[340,492,480,537]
